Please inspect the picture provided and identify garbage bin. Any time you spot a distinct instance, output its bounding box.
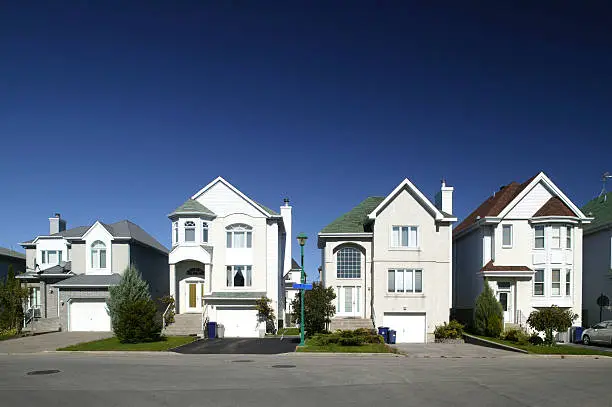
[388,329,397,344]
[378,326,390,343]
[207,321,217,339]
[217,324,225,339]
[574,326,584,343]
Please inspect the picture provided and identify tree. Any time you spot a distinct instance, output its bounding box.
[255,296,276,333]
[0,265,29,332]
[290,282,336,335]
[527,306,577,345]
[107,265,161,343]
[474,280,504,338]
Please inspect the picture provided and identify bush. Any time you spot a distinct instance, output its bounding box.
[527,306,577,345]
[501,328,529,345]
[290,282,336,336]
[114,299,162,343]
[309,329,383,347]
[255,296,276,334]
[474,281,504,338]
[528,333,544,345]
[434,320,464,339]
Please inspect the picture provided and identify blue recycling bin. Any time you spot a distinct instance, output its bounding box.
[378,326,390,343]
[207,321,217,339]
[388,329,397,344]
[574,326,584,343]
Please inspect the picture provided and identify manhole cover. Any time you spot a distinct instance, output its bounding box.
[232,360,254,363]
[27,370,60,376]
[272,364,296,369]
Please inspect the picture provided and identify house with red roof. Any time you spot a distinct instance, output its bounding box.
[453,172,591,331]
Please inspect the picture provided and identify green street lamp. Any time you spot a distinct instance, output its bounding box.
[297,232,308,346]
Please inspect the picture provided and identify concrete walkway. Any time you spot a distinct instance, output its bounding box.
[0,332,113,354]
[392,342,515,358]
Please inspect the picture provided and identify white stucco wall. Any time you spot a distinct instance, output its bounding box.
[583,229,612,326]
[36,238,68,270]
[453,228,483,312]
[83,223,114,275]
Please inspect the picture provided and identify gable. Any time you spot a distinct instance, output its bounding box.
[374,187,435,225]
[368,179,450,221]
[195,181,266,218]
[505,182,553,218]
[533,196,575,217]
[82,221,114,241]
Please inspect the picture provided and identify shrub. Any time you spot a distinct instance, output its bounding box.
[0,265,29,332]
[434,320,464,339]
[527,306,577,345]
[290,282,336,336]
[309,329,383,347]
[114,299,162,343]
[529,333,544,345]
[255,296,276,333]
[501,328,529,345]
[474,281,504,338]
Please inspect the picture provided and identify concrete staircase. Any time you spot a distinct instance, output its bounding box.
[163,313,203,336]
[24,317,60,334]
[330,318,374,331]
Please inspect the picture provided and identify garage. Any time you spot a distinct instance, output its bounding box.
[69,300,111,332]
[216,307,260,338]
[382,313,426,343]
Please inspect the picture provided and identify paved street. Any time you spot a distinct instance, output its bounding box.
[0,332,113,354]
[392,343,514,358]
[174,337,300,354]
[0,352,609,407]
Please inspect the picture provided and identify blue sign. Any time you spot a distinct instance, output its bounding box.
[292,283,313,290]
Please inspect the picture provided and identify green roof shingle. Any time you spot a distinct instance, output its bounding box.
[320,197,385,233]
[582,192,612,234]
[170,199,215,217]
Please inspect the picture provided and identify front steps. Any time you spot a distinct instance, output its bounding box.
[23,317,60,334]
[163,313,203,336]
[330,318,374,331]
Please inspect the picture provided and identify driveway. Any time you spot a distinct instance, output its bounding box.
[392,342,516,358]
[174,337,299,354]
[0,332,113,354]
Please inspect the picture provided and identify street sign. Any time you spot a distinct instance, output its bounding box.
[293,283,313,290]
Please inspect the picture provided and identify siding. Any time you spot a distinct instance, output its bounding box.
[196,182,264,218]
[506,182,552,218]
[130,242,169,299]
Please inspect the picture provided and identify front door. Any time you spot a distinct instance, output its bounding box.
[185,281,204,313]
[496,282,513,324]
[336,286,361,317]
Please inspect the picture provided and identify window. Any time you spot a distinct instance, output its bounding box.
[173,222,178,244]
[565,269,571,296]
[226,224,253,248]
[566,226,572,249]
[551,226,561,249]
[41,250,61,265]
[336,246,361,278]
[534,269,544,296]
[41,251,46,264]
[534,226,545,249]
[91,241,107,269]
[551,269,561,296]
[502,225,513,248]
[391,226,418,248]
[226,265,252,287]
[387,269,423,293]
[184,221,196,242]
[29,287,40,309]
[202,222,209,243]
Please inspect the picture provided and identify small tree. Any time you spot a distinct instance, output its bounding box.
[255,296,276,333]
[527,306,577,345]
[290,282,336,336]
[474,280,504,338]
[0,265,29,332]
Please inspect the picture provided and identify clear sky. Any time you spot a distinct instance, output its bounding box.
[1,2,611,279]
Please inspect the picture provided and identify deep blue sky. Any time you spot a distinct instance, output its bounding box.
[1,2,611,279]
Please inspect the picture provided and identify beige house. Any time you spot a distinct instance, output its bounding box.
[318,179,456,343]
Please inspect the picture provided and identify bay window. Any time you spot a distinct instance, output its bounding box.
[565,269,571,296]
[566,226,572,249]
[202,222,209,243]
[534,226,545,249]
[184,221,196,242]
[387,269,423,293]
[533,269,544,296]
[551,269,561,296]
[226,265,252,287]
[391,226,418,248]
[173,222,178,244]
[551,226,561,249]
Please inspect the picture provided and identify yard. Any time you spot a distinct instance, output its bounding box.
[297,339,395,353]
[475,335,612,357]
[58,335,196,351]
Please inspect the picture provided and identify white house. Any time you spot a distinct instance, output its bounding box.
[166,177,292,337]
[453,172,591,330]
[318,179,456,343]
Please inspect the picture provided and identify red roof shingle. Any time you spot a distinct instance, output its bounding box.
[533,196,575,217]
[480,261,532,272]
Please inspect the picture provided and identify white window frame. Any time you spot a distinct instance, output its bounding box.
[28,287,41,309]
[173,222,178,245]
[387,269,423,294]
[551,226,561,249]
[41,250,62,265]
[566,226,572,249]
[565,269,571,297]
[534,226,545,249]
[390,226,419,249]
[502,224,513,248]
[533,269,544,296]
[90,241,107,269]
[336,246,361,279]
[202,222,209,243]
[226,265,252,287]
[551,268,561,296]
[184,221,196,242]
[226,224,253,249]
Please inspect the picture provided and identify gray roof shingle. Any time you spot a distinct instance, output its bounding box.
[0,247,26,260]
[53,273,121,287]
[169,199,216,217]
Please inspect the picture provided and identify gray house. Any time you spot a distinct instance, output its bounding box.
[0,247,26,280]
[18,214,168,332]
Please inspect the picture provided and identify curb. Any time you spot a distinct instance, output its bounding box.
[289,352,403,357]
[45,350,183,356]
[463,333,528,354]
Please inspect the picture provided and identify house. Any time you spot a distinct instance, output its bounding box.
[453,172,591,331]
[581,192,612,326]
[166,177,292,337]
[282,258,303,325]
[18,214,168,332]
[318,179,456,343]
[0,247,26,280]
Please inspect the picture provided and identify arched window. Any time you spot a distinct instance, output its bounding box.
[226,224,253,248]
[336,246,361,279]
[202,222,209,243]
[184,221,196,242]
[91,240,107,269]
[186,267,205,277]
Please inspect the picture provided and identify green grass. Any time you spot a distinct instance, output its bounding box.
[297,340,394,353]
[58,336,196,351]
[474,335,612,357]
[0,333,19,341]
[277,327,300,336]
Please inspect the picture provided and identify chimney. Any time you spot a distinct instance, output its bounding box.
[280,198,292,277]
[49,213,66,235]
[434,179,454,215]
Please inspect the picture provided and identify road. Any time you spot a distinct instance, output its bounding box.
[0,353,609,407]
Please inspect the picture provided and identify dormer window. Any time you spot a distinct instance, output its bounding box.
[226,224,252,248]
[91,241,107,269]
[202,222,209,243]
[184,221,196,242]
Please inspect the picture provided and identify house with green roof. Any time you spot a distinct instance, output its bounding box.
[582,192,612,326]
[165,176,293,338]
[318,178,456,343]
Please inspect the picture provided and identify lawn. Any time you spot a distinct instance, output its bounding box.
[475,335,612,357]
[297,340,394,353]
[58,336,196,351]
[0,332,19,341]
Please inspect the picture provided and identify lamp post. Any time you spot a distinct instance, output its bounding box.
[297,233,308,346]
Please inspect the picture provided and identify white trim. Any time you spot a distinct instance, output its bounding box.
[318,233,373,238]
[81,221,115,241]
[478,270,535,278]
[191,176,273,218]
[529,216,581,224]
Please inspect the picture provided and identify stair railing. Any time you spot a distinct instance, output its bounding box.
[162,302,173,330]
[201,303,209,337]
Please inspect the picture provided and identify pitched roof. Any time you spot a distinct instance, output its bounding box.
[53,273,121,287]
[533,196,575,217]
[480,261,532,272]
[254,201,279,216]
[169,199,216,217]
[454,174,538,236]
[0,247,25,260]
[320,197,385,233]
[291,259,301,270]
[40,261,72,275]
[582,192,612,234]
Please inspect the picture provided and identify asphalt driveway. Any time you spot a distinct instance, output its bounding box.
[0,331,113,354]
[174,337,299,354]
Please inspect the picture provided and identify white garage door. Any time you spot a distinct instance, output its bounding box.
[70,300,111,332]
[216,307,259,338]
[383,313,426,343]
